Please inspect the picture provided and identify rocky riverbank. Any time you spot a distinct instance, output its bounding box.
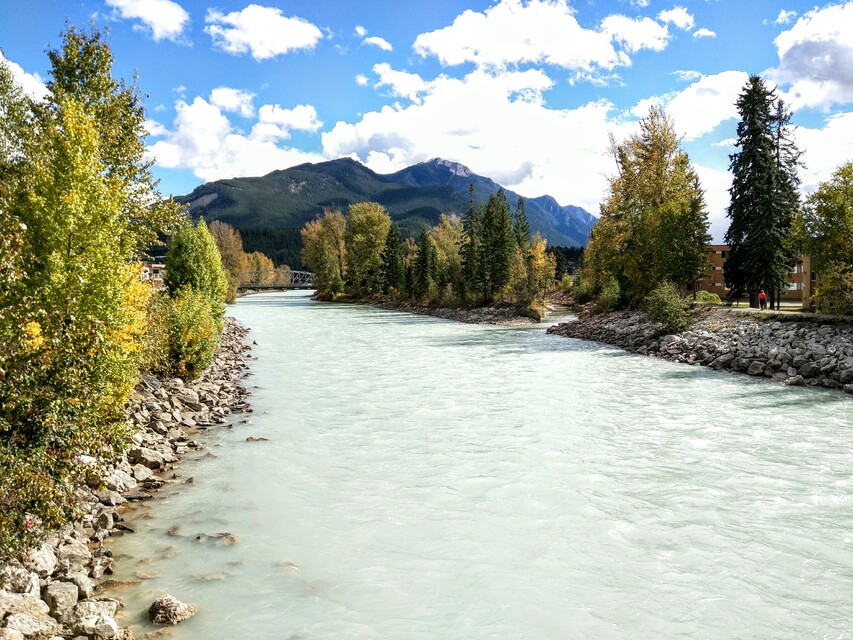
[0,318,252,639]
[547,308,853,393]
[372,300,539,325]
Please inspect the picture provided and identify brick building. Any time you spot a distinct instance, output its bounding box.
[695,245,814,307]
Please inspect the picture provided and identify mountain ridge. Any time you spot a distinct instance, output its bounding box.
[175,158,596,250]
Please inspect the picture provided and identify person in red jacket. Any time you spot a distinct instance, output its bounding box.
[758,289,767,310]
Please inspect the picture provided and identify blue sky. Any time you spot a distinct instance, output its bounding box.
[1,0,851,241]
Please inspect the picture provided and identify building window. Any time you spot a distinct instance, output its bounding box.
[721,251,728,259]
[811,271,817,282]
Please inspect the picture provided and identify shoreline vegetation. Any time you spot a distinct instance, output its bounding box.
[0,318,252,638]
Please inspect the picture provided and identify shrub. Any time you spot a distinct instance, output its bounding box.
[167,287,219,380]
[599,277,621,311]
[695,290,722,304]
[645,282,691,333]
[573,273,594,303]
[560,274,573,293]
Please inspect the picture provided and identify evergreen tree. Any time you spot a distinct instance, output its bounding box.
[724,75,799,307]
[380,223,406,294]
[513,197,531,250]
[413,228,438,299]
[477,189,515,302]
[461,183,481,301]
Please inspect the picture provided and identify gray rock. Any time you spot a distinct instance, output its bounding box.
[20,543,57,578]
[0,590,50,618]
[0,629,25,640]
[148,594,197,625]
[57,537,91,567]
[75,615,119,640]
[4,610,62,637]
[785,375,806,386]
[73,598,120,620]
[43,580,79,622]
[64,571,95,599]
[127,447,165,469]
[747,361,766,376]
[0,564,40,596]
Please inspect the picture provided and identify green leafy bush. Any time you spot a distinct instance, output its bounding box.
[599,277,621,311]
[695,290,722,304]
[168,287,219,380]
[573,273,594,303]
[560,274,573,293]
[645,282,691,333]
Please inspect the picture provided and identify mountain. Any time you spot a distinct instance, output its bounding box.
[175,158,596,263]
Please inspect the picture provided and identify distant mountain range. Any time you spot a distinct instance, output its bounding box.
[175,158,596,264]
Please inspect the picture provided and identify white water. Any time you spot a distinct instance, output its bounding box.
[106,291,853,639]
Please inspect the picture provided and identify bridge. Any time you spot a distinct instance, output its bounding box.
[237,270,315,290]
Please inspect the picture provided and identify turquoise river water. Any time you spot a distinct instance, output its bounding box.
[105,291,853,639]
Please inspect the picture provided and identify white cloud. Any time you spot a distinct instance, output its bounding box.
[205,4,323,61]
[146,96,324,183]
[0,51,48,100]
[693,28,716,39]
[145,119,168,137]
[354,25,367,37]
[693,164,732,243]
[105,0,189,42]
[363,36,393,51]
[794,112,853,193]
[672,69,702,82]
[601,15,669,53]
[775,9,798,25]
[632,71,748,140]
[355,74,369,86]
[769,3,853,110]
[657,6,694,31]
[250,104,322,141]
[373,64,428,102]
[209,87,256,118]
[322,68,628,215]
[413,0,628,72]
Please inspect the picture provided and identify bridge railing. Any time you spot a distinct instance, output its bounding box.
[236,270,315,289]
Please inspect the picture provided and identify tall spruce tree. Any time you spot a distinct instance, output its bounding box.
[513,197,531,250]
[724,75,800,307]
[478,189,515,302]
[413,228,438,299]
[380,223,405,294]
[461,183,481,301]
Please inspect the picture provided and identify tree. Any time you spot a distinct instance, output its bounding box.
[430,214,464,300]
[513,197,531,250]
[209,220,248,302]
[0,30,177,554]
[45,25,182,255]
[583,106,710,306]
[380,223,405,294]
[345,202,391,296]
[164,219,229,323]
[792,162,853,312]
[300,210,347,296]
[413,228,438,300]
[724,75,800,307]
[476,189,515,302]
[461,184,481,302]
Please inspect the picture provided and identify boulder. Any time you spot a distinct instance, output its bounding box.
[65,570,96,599]
[4,610,62,637]
[0,590,50,618]
[747,361,766,376]
[0,629,25,640]
[148,594,197,625]
[43,580,79,622]
[73,598,121,619]
[0,564,39,596]
[20,543,57,578]
[127,447,165,469]
[75,615,119,640]
[57,537,92,567]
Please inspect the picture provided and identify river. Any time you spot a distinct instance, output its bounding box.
[105,291,853,639]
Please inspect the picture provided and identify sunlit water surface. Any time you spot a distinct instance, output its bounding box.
[105,291,853,639]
